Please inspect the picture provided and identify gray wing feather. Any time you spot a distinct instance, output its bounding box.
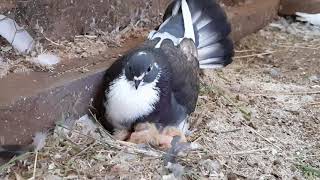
[160,39,199,114]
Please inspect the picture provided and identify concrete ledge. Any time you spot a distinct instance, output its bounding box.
[0,0,280,145]
[0,58,110,145]
[279,0,320,15]
[227,0,280,42]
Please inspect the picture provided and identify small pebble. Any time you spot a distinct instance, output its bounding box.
[200,159,221,175]
[165,162,185,178]
[269,68,280,78]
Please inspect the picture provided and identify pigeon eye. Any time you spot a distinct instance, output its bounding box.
[147,66,151,72]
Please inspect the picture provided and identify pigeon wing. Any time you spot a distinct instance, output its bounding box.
[160,39,200,114]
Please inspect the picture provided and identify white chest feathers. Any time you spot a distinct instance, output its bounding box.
[105,74,160,129]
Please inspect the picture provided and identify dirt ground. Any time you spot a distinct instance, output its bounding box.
[197,18,320,179]
[1,18,320,179]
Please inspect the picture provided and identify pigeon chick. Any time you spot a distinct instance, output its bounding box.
[103,0,234,146]
[127,122,187,150]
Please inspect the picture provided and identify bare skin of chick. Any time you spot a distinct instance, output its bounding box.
[112,124,158,142]
[126,122,187,150]
[127,123,161,145]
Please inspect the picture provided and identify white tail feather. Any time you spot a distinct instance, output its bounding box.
[199,64,223,69]
[181,0,195,42]
[199,57,221,64]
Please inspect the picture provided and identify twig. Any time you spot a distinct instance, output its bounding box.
[216,72,231,83]
[218,128,241,134]
[274,44,320,50]
[241,121,282,151]
[85,35,97,39]
[308,102,320,106]
[235,49,256,53]
[75,35,98,39]
[67,142,97,164]
[200,145,270,157]
[234,52,275,59]
[274,91,320,96]
[286,154,320,160]
[88,109,115,140]
[226,148,270,155]
[32,151,38,179]
[56,124,164,158]
[248,91,320,96]
[43,35,62,47]
[0,152,33,173]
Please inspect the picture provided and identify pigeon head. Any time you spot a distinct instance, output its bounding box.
[124,50,160,89]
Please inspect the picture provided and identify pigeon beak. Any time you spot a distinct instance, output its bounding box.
[134,80,141,89]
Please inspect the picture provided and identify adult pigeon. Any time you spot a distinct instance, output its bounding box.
[296,12,320,26]
[103,0,234,143]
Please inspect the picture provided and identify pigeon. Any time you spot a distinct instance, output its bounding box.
[102,0,234,143]
[296,12,320,26]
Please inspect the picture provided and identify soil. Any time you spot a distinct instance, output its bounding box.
[1,19,320,179]
[197,18,320,179]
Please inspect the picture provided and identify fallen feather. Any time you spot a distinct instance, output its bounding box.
[32,53,60,67]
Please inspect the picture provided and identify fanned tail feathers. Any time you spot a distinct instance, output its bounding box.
[149,0,234,69]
